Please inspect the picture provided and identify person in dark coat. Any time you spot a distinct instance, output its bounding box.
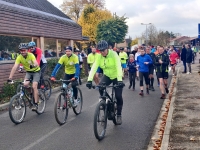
[181,45,187,73]
[185,44,193,74]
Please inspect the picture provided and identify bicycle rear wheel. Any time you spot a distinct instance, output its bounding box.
[36,90,46,115]
[9,94,26,124]
[93,101,107,140]
[54,92,68,125]
[42,79,52,100]
[73,87,83,115]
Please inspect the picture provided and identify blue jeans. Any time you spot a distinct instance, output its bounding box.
[182,60,187,72]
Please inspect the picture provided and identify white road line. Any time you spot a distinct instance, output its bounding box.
[21,117,76,150]
[22,80,130,150]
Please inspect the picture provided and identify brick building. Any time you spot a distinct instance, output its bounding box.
[0,0,85,90]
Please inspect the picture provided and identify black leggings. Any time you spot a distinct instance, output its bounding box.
[79,68,82,84]
[64,74,78,99]
[99,75,123,115]
[39,63,47,85]
[139,72,149,86]
[129,72,136,88]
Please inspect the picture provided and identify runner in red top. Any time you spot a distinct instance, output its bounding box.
[169,50,179,76]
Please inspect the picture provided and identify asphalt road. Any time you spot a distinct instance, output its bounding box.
[0,75,172,150]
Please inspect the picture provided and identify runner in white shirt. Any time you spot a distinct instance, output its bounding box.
[135,48,141,80]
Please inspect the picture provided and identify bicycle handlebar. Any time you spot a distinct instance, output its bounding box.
[91,84,121,89]
[53,79,72,83]
[8,79,32,84]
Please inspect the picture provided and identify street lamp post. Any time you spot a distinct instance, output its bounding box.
[141,23,151,46]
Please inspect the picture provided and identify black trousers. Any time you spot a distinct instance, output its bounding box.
[79,68,82,85]
[64,74,78,99]
[99,75,123,115]
[40,63,47,85]
[139,72,149,86]
[129,72,136,88]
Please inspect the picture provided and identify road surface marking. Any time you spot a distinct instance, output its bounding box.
[21,117,76,150]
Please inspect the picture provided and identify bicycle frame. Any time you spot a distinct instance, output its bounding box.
[16,79,35,108]
[56,79,74,108]
[97,83,115,103]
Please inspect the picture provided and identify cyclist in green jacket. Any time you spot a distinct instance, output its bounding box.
[86,40,125,125]
[87,46,100,87]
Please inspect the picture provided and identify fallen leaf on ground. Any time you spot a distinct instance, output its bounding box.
[185,124,190,127]
[190,136,195,141]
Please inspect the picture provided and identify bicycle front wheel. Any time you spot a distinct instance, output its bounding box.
[112,101,118,125]
[54,92,68,125]
[42,79,52,100]
[93,101,107,140]
[16,84,21,94]
[36,90,46,115]
[73,87,83,115]
[9,94,26,124]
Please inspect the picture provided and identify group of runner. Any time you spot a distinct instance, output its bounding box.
[110,45,180,99]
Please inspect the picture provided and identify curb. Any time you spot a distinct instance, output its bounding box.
[160,69,179,150]
[147,68,180,150]
[0,77,88,111]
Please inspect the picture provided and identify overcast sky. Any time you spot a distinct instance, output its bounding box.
[48,0,200,39]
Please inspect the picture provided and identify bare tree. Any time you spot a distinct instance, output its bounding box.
[82,0,105,8]
[141,24,178,46]
[60,0,105,22]
[60,0,84,22]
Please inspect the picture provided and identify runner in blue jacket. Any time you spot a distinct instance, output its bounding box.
[136,47,153,96]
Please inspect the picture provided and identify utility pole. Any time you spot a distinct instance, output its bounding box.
[141,23,151,46]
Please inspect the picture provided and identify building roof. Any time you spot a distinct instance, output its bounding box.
[0,0,82,40]
[1,0,71,19]
[170,36,189,42]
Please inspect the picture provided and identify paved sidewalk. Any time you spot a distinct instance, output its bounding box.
[167,57,200,149]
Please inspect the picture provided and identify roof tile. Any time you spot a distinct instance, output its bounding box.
[1,0,70,19]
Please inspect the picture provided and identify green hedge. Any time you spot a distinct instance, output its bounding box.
[0,58,87,104]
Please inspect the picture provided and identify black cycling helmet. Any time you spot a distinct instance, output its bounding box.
[97,40,108,51]
[18,43,28,50]
[119,47,124,50]
[74,49,80,52]
[64,46,72,51]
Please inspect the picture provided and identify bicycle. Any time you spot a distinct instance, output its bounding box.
[91,82,120,140]
[9,79,46,124]
[16,72,52,100]
[53,79,83,125]
[38,76,52,100]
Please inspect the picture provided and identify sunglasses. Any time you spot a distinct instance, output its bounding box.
[29,47,34,49]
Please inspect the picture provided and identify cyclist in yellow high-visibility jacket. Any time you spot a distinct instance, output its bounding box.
[86,40,125,125]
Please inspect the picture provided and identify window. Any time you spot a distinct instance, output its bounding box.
[0,35,31,61]
[44,38,57,58]
[58,39,69,57]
